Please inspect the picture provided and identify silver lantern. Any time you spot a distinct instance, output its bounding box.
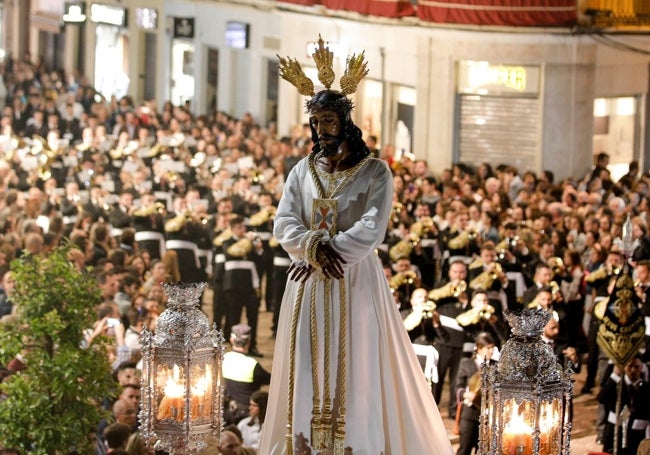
[140,282,224,454]
[479,308,573,455]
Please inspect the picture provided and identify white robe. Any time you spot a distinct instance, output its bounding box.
[259,156,454,455]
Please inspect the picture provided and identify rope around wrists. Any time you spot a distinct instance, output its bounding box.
[305,229,329,270]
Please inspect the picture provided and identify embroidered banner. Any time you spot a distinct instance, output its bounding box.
[417,0,576,26]
[596,269,646,367]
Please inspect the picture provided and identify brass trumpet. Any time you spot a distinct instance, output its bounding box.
[548,257,565,276]
[133,202,166,217]
[391,202,404,224]
[248,207,277,227]
[389,233,420,262]
[213,228,233,248]
[30,135,59,182]
[607,264,622,276]
[427,280,467,302]
[250,168,264,184]
[456,303,496,327]
[496,236,518,260]
[447,228,478,250]
[227,237,253,257]
[550,280,560,298]
[422,300,437,319]
[410,217,435,238]
[164,210,190,233]
[585,263,622,283]
[389,270,417,293]
[469,262,505,290]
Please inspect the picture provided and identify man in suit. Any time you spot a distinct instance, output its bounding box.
[523,262,553,306]
[542,315,580,371]
[468,242,510,315]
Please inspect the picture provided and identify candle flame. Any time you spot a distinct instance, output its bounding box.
[163,364,184,398]
[191,365,212,398]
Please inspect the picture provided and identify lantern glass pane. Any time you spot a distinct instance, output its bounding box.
[156,363,186,422]
[540,398,561,455]
[501,398,535,454]
[190,363,213,421]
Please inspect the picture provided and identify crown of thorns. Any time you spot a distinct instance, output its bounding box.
[277,35,368,97]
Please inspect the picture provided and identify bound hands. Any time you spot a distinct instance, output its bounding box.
[288,243,346,283]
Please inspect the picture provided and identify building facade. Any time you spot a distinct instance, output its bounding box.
[4,0,650,180]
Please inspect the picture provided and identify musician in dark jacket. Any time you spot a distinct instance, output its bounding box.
[453,332,497,455]
[222,216,265,357]
[598,356,650,455]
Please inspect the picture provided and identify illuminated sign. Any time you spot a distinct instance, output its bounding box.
[136,8,157,30]
[90,3,127,27]
[458,60,540,96]
[225,22,249,49]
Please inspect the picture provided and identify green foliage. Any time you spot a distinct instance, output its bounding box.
[0,244,116,454]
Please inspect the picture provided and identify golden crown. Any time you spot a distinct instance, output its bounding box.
[277,35,368,97]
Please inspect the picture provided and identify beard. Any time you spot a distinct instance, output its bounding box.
[319,134,344,157]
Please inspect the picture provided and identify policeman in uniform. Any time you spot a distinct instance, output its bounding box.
[222,324,271,424]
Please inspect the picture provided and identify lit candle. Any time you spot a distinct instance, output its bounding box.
[538,402,559,455]
[190,366,212,418]
[158,365,185,421]
[502,410,533,455]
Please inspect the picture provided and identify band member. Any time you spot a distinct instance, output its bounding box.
[221,216,264,357]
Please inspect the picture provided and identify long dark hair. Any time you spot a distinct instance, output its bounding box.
[248,390,268,426]
[306,90,370,162]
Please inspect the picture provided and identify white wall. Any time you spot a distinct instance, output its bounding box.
[126,2,650,179]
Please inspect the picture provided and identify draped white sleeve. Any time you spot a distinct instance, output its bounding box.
[273,157,393,269]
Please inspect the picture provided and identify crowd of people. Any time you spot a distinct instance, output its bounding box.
[0,52,650,454]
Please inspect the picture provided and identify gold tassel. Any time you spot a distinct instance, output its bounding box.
[285,425,293,454]
[334,415,346,455]
[311,406,325,450]
[321,401,333,449]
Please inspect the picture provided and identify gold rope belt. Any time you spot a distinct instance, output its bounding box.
[286,275,348,454]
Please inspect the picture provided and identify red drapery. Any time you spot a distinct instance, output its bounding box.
[417,0,576,26]
[280,0,415,17]
[278,0,320,6]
